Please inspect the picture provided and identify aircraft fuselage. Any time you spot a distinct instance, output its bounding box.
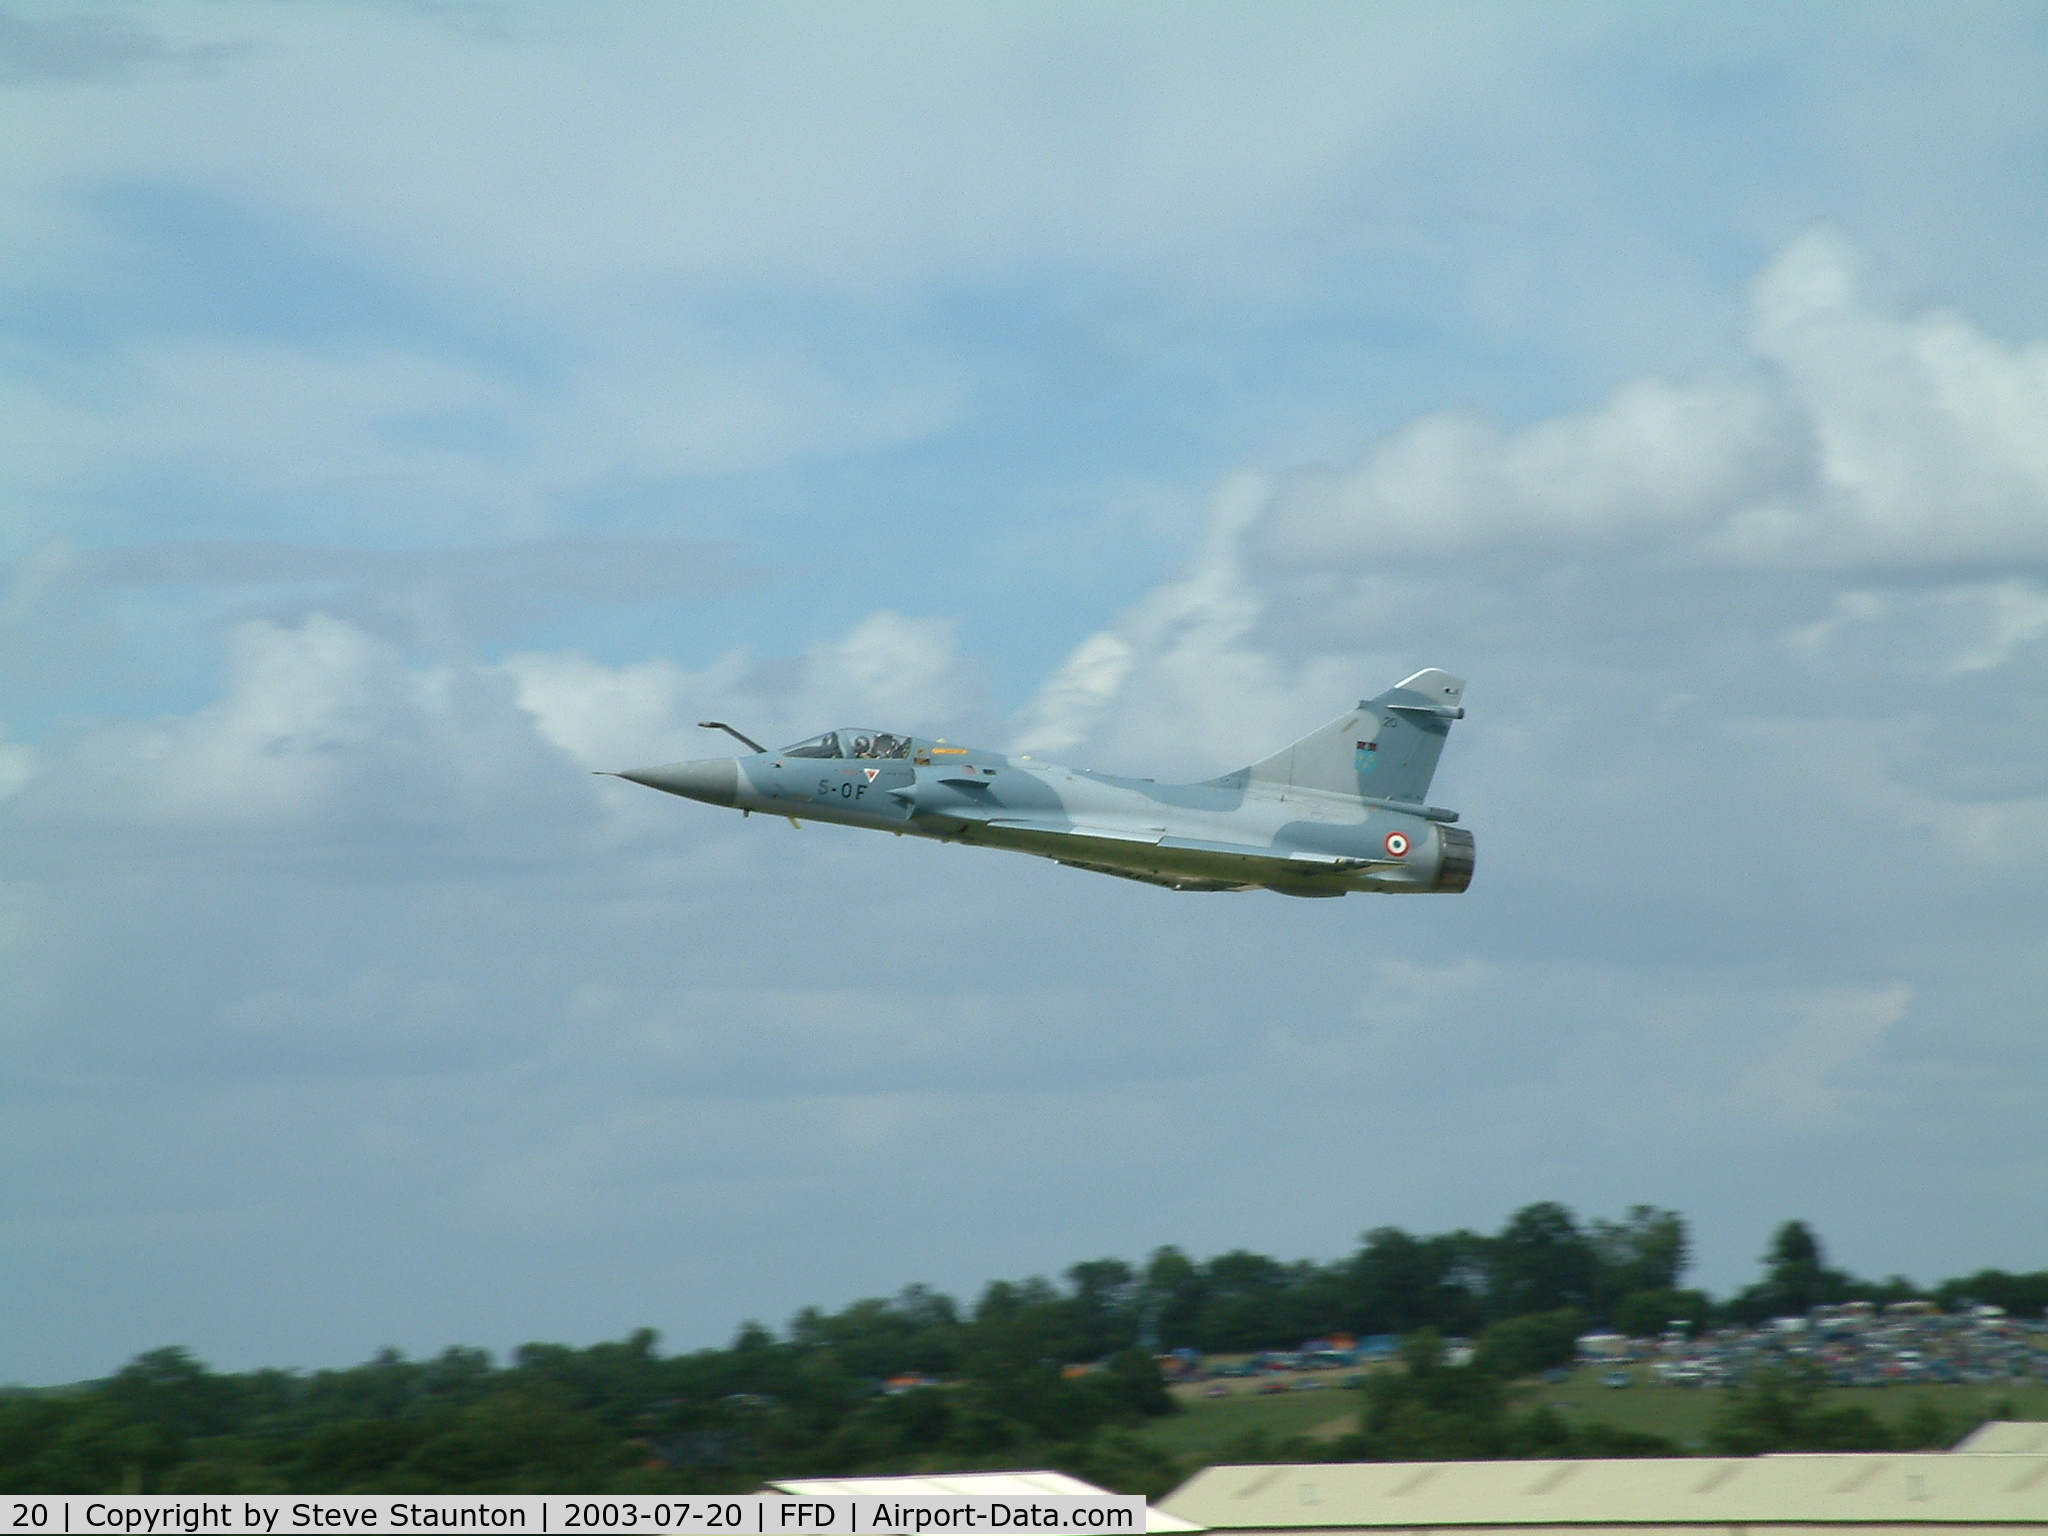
[615,671,1477,898]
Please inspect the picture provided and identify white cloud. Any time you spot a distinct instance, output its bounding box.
[1253,371,1809,568]
[0,5,1537,298]
[0,736,30,802]
[1737,230,2048,564]
[1247,228,2048,573]
[1948,580,2048,673]
[5,604,974,845]
[1010,474,1370,775]
[505,610,974,771]
[1729,984,1913,1129]
[2,622,529,854]
[0,337,515,500]
[0,328,960,543]
[6,3,1534,548]
[1790,578,2048,678]
[1004,235,2048,842]
[9,8,2047,574]
[1006,630,1136,759]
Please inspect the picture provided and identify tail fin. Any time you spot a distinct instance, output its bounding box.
[1227,669,1466,803]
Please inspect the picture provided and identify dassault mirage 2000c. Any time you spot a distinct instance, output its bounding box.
[610,669,1475,898]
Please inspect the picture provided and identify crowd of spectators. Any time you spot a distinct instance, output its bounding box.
[1579,1300,2048,1388]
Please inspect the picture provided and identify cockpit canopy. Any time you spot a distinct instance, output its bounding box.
[780,729,914,760]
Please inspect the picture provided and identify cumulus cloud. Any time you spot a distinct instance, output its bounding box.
[1252,373,1809,568]
[1247,228,2048,574]
[7,604,976,860]
[506,610,977,771]
[1946,580,2048,674]
[1014,236,2048,805]
[1008,474,1371,774]
[10,613,580,850]
[1735,232,2048,565]
[1790,577,2048,682]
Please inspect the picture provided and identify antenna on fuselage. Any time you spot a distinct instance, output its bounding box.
[698,721,766,754]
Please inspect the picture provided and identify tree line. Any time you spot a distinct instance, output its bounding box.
[3,1203,2041,1494]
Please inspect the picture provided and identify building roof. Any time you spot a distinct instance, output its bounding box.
[769,1470,1206,1533]
[1156,1454,2048,1529]
[1960,1422,2048,1455]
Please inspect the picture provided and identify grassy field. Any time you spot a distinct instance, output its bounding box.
[1136,1382,1363,1460]
[1523,1367,2048,1452]
[1130,1366,2048,1463]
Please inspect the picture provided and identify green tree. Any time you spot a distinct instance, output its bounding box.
[1488,1204,1598,1319]
[1053,1427,1185,1499]
[1610,1289,1713,1339]
[1193,1251,1297,1351]
[397,1391,633,1491]
[1474,1309,1587,1378]
[1090,1348,1176,1420]
[1933,1269,2048,1319]
[104,1348,241,1445]
[1333,1329,1681,1463]
[1066,1259,1140,1360]
[1589,1207,1689,1313]
[1707,1363,1893,1454]
[1727,1221,1855,1322]
[788,1291,961,1382]
[1766,1223,1827,1307]
[1337,1226,1487,1337]
[1140,1246,1203,1350]
[1895,1397,1951,1451]
[0,1394,183,1493]
[1351,1330,1511,1458]
[288,1418,423,1491]
[821,1386,954,1468]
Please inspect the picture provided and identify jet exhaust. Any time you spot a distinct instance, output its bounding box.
[1435,826,1476,893]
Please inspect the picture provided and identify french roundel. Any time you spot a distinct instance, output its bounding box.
[1384,830,1411,857]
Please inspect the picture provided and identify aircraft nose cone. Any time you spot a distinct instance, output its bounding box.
[615,757,738,807]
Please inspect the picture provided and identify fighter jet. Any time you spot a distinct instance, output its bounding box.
[610,669,1474,898]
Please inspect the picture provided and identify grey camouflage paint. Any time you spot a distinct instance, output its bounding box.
[614,670,1475,898]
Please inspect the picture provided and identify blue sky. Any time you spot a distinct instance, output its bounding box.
[4,1,2048,1386]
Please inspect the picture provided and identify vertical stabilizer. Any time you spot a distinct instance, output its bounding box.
[1230,669,1465,803]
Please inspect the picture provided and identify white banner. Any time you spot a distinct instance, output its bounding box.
[0,1497,1148,1536]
